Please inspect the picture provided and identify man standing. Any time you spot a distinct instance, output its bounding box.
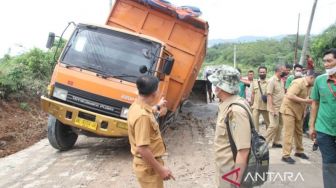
[281,70,316,164]
[265,64,286,148]
[237,68,252,100]
[251,66,270,132]
[208,65,251,188]
[237,68,247,99]
[285,64,304,90]
[309,48,336,188]
[128,75,174,188]
[205,68,214,103]
[282,64,292,87]
[245,70,255,105]
[306,54,315,70]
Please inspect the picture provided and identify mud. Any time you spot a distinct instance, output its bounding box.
[0,100,47,158]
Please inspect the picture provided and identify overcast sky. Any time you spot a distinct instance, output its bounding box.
[0,0,335,57]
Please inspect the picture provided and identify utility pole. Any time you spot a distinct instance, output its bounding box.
[233,45,237,68]
[299,0,318,65]
[294,13,300,64]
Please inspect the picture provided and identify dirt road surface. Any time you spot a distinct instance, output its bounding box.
[0,102,324,188]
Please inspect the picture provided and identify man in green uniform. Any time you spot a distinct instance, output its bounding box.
[128,75,174,188]
[309,48,336,188]
[280,70,316,164]
[285,64,304,90]
[237,68,247,99]
[209,65,251,188]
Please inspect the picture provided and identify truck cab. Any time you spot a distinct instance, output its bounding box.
[41,0,208,151]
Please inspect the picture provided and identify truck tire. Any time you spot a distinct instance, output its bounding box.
[47,115,78,151]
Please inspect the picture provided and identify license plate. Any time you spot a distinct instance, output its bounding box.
[116,122,128,130]
[75,117,98,131]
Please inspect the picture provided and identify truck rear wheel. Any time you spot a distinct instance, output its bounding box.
[47,115,78,151]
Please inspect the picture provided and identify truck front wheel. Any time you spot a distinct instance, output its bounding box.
[47,115,78,151]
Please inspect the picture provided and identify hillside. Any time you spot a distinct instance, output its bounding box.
[208,35,285,47]
[204,23,336,74]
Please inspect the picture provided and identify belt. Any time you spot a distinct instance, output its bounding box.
[135,155,162,159]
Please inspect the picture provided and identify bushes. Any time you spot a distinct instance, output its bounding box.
[0,38,65,100]
[0,49,57,100]
[0,63,27,99]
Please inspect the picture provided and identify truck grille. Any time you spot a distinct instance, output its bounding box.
[53,83,130,119]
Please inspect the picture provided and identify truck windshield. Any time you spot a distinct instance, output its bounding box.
[61,25,161,83]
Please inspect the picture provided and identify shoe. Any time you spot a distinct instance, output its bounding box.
[294,153,309,160]
[272,143,282,148]
[282,156,296,164]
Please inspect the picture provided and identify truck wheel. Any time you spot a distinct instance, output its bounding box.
[47,115,78,151]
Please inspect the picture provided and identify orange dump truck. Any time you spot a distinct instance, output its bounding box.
[41,0,208,150]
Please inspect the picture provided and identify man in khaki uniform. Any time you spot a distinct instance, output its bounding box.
[251,66,270,132]
[265,64,286,148]
[128,75,174,188]
[280,70,317,164]
[208,65,251,188]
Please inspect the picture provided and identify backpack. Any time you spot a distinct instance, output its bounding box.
[225,102,269,187]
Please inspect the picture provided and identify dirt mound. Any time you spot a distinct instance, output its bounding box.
[0,99,47,158]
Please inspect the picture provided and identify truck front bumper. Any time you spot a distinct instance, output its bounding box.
[41,96,128,137]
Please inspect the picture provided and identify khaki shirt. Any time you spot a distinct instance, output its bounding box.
[252,79,268,110]
[128,99,166,158]
[280,77,311,120]
[267,75,285,111]
[214,95,251,177]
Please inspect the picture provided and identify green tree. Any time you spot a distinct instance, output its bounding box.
[311,23,336,71]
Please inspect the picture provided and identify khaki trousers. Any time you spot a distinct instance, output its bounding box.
[265,112,283,145]
[133,157,164,188]
[252,109,270,132]
[282,114,304,157]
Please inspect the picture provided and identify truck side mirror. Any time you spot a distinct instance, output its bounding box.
[163,57,174,75]
[46,32,56,49]
[139,65,148,74]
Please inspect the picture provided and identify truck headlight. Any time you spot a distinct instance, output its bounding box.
[47,84,54,96]
[120,107,129,119]
[53,87,68,101]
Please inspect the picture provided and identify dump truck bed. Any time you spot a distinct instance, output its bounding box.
[107,0,208,111]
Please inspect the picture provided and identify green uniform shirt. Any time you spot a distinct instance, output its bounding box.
[285,75,294,89]
[239,82,246,98]
[310,74,336,136]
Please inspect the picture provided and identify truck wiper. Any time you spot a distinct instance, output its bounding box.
[62,63,108,77]
[112,74,138,78]
[63,63,82,69]
[81,65,112,78]
[63,64,134,79]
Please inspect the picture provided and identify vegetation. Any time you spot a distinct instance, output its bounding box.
[0,39,65,100]
[204,23,336,75]
[311,24,336,72]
